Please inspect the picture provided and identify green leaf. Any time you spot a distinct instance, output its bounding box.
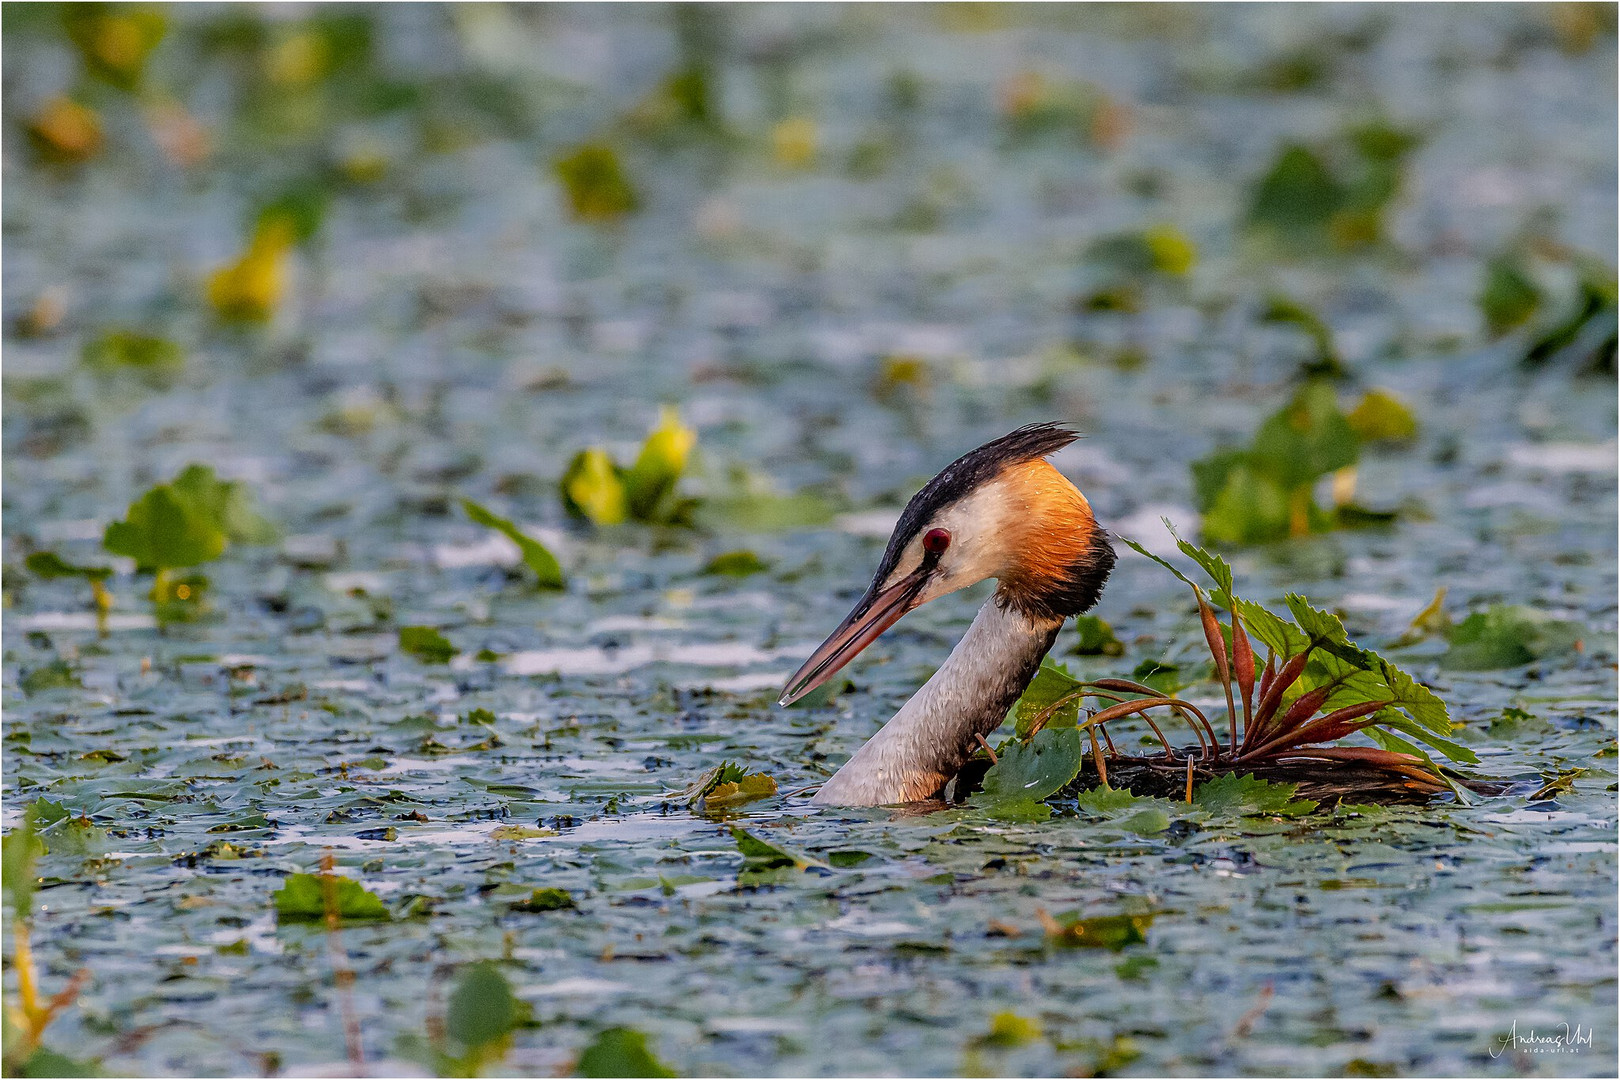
[971,1012,1042,1049]
[1163,520,1234,595]
[1442,605,1585,671]
[64,5,166,90]
[577,1027,675,1079]
[1247,143,1344,239]
[672,762,739,802]
[1360,728,1471,802]
[22,661,81,695]
[1219,595,1311,659]
[1486,707,1555,739]
[1041,909,1155,951]
[973,728,1085,812]
[1347,389,1418,444]
[273,872,391,922]
[399,626,458,663]
[1480,252,1543,336]
[102,465,272,572]
[646,763,779,813]
[24,799,72,829]
[510,887,575,912]
[560,448,628,526]
[446,962,518,1054]
[554,144,639,223]
[25,799,105,855]
[169,464,276,545]
[702,550,769,577]
[1257,598,1474,765]
[1192,773,1317,817]
[1084,225,1196,279]
[461,498,564,588]
[1367,711,1477,765]
[83,329,184,381]
[700,773,777,810]
[1191,382,1359,545]
[2,819,45,918]
[730,827,824,873]
[1249,381,1359,490]
[623,407,695,523]
[1347,120,1421,167]
[1073,789,1173,835]
[1284,594,1350,645]
[1198,462,1293,546]
[1368,655,1454,739]
[11,1043,101,1077]
[1069,614,1124,656]
[1073,788,1146,814]
[104,483,227,571]
[1011,660,1082,738]
[255,180,329,246]
[1189,448,1247,515]
[24,551,110,581]
[488,825,557,840]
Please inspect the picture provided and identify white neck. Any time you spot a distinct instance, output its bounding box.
[811,597,1063,806]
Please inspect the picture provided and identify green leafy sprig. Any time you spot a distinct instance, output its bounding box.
[980,521,1474,810]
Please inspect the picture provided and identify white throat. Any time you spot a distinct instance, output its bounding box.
[811,597,1063,807]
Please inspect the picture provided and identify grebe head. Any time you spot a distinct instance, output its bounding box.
[779,422,1115,707]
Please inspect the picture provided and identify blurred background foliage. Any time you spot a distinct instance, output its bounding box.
[3,0,1616,615]
[4,0,1616,619]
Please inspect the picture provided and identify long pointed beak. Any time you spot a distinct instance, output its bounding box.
[778,567,932,707]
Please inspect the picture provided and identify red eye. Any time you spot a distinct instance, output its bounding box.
[922,528,951,554]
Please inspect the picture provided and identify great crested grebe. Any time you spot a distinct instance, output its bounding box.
[779,423,1116,807]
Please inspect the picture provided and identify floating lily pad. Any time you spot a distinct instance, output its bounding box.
[273,872,390,922]
[399,626,458,663]
[1193,773,1318,817]
[972,728,1085,818]
[577,1027,675,1078]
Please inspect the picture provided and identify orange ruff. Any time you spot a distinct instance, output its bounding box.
[995,459,1099,604]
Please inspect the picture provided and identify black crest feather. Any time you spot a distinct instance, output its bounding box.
[870,422,1083,590]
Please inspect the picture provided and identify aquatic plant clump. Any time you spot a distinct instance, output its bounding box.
[994,522,1487,806]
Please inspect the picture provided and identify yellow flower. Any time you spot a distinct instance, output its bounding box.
[206,221,295,323]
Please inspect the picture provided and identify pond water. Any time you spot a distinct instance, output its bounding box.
[3,5,1616,1077]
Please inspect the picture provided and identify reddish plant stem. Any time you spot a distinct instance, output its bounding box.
[1231,609,1255,742]
[1240,700,1390,760]
[1197,589,1238,754]
[1087,727,1110,788]
[1085,695,1218,761]
[1071,689,1178,760]
[1274,683,1337,736]
[1251,652,1278,745]
[1246,648,1314,750]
